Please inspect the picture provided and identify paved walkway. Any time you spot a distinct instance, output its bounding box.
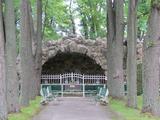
[32,97,122,120]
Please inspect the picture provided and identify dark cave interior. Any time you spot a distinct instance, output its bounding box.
[42,52,105,75]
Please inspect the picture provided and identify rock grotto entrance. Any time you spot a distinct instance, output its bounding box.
[42,52,105,75]
[41,52,107,97]
[41,37,108,96]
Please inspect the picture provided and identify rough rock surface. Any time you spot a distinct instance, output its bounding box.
[42,36,143,75]
[42,37,108,74]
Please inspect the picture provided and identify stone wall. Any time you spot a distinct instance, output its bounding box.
[42,36,143,75]
[42,37,108,74]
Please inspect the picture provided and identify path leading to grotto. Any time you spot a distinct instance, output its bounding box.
[32,97,123,120]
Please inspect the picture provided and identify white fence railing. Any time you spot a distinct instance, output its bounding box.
[41,73,107,85]
[41,73,107,97]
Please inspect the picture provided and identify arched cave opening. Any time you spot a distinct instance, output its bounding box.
[42,52,105,75]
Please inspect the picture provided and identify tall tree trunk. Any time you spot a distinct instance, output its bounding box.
[42,0,48,36]
[142,0,160,116]
[5,0,19,112]
[28,1,37,99]
[114,0,124,98]
[20,0,34,106]
[82,17,88,39]
[69,0,76,35]
[79,8,88,39]
[107,0,124,99]
[127,0,137,108]
[88,0,96,39]
[107,0,115,99]
[34,0,42,95]
[0,0,7,119]
[90,20,96,39]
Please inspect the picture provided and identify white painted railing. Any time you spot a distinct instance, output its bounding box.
[41,73,107,97]
[41,73,107,85]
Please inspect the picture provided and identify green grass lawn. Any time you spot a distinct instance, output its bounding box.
[8,96,41,120]
[8,96,160,120]
[109,96,160,120]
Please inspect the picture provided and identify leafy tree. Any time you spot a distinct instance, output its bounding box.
[137,0,150,41]
[42,0,72,40]
[77,0,106,39]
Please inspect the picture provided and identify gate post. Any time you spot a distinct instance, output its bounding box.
[60,74,63,97]
[71,72,73,82]
[83,74,85,97]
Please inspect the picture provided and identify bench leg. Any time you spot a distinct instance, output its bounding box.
[100,97,109,105]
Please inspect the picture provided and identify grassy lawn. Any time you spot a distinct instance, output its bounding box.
[7,96,160,120]
[109,96,160,120]
[8,96,41,120]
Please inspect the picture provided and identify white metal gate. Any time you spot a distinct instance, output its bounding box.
[41,73,107,97]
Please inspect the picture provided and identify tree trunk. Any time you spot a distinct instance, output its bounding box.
[79,9,88,39]
[5,0,19,112]
[28,1,37,100]
[127,0,137,108]
[19,0,34,106]
[107,0,115,98]
[82,16,88,39]
[19,0,42,99]
[88,0,96,39]
[107,0,124,99]
[34,0,42,95]
[69,0,76,35]
[0,0,7,119]
[42,0,48,36]
[142,0,160,116]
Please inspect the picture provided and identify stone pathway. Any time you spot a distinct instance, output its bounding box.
[32,97,123,120]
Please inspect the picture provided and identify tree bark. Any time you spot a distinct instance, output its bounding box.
[142,0,160,116]
[0,0,7,119]
[69,0,76,35]
[28,1,37,100]
[19,0,42,100]
[127,0,137,108]
[88,0,96,39]
[82,16,88,39]
[107,0,115,98]
[19,0,34,106]
[5,0,19,112]
[34,0,42,95]
[78,7,88,39]
[42,0,48,37]
[107,0,124,99]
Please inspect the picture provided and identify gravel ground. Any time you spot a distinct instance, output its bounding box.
[32,97,123,120]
